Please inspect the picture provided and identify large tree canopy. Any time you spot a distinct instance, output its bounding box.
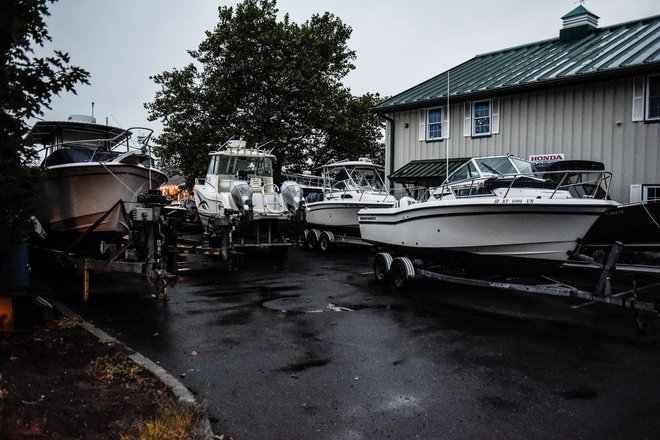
[0,0,89,236]
[146,0,384,186]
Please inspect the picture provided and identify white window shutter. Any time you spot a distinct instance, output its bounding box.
[491,98,500,134]
[418,109,426,141]
[442,106,450,139]
[463,102,471,137]
[632,77,644,122]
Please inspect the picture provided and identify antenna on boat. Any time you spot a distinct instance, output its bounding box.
[91,102,95,119]
[256,139,275,154]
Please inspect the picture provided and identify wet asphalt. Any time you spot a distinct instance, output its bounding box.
[52,246,660,439]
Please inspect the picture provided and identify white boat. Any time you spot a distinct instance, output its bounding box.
[194,140,305,247]
[29,115,167,247]
[305,158,397,235]
[358,155,619,270]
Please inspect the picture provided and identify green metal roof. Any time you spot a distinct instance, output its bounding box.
[374,13,660,113]
[389,158,470,186]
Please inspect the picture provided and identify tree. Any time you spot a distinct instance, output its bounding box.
[146,0,384,187]
[0,0,89,237]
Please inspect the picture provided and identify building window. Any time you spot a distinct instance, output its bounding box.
[473,100,491,135]
[633,75,660,122]
[647,76,660,121]
[428,108,443,140]
[463,98,500,137]
[419,106,448,141]
[644,185,660,202]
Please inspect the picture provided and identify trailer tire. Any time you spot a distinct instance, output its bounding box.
[319,234,331,252]
[391,257,415,291]
[319,231,335,253]
[307,230,319,251]
[373,252,392,283]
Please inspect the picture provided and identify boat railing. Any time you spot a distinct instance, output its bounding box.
[282,173,323,188]
[327,180,393,202]
[544,169,612,200]
[37,126,153,162]
[435,169,612,200]
[258,183,284,214]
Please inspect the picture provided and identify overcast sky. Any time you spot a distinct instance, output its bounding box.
[33,0,659,134]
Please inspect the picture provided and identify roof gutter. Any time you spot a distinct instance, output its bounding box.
[380,113,395,185]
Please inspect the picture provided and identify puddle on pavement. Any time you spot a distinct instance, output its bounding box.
[262,296,353,313]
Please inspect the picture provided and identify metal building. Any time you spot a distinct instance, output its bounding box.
[374,6,660,203]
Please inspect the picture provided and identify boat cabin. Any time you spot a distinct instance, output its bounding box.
[204,140,276,193]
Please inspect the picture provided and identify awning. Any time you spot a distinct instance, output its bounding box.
[389,158,470,187]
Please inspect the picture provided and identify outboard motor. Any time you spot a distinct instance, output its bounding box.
[280,181,303,212]
[280,180,306,223]
[230,180,253,213]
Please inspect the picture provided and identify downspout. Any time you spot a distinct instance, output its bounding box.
[380,113,395,188]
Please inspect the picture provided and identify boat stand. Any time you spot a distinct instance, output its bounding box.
[372,244,660,321]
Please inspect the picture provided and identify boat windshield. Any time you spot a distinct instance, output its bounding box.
[446,156,537,184]
[351,167,387,192]
[208,155,273,177]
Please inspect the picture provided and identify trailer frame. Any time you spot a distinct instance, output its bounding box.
[372,243,660,316]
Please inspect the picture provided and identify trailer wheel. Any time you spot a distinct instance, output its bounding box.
[319,233,331,252]
[391,257,415,291]
[373,252,393,283]
[307,231,319,251]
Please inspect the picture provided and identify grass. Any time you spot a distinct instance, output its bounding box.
[120,404,204,440]
[87,353,204,439]
[56,316,82,329]
[87,353,144,382]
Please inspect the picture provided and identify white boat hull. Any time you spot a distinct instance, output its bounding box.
[359,198,619,263]
[306,200,396,232]
[32,163,167,236]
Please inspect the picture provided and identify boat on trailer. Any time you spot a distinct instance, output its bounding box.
[358,155,619,272]
[29,115,167,249]
[302,158,398,251]
[193,140,305,254]
[305,158,397,235]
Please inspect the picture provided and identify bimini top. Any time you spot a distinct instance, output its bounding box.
[209,140,276,159]
[28,119,128,148]
[321,158,384,170]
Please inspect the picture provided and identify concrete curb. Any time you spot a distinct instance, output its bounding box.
[49,299,215,440]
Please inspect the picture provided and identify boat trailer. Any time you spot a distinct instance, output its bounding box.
[170,236,294,271]
[303,228,374,252]
[372,242,660,322]
[31,190,177,301]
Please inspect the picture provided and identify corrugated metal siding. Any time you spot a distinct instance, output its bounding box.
[387,77,660,202]
[375,15,660,112]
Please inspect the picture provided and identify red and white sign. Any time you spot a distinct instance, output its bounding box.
[528,153,565,162]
